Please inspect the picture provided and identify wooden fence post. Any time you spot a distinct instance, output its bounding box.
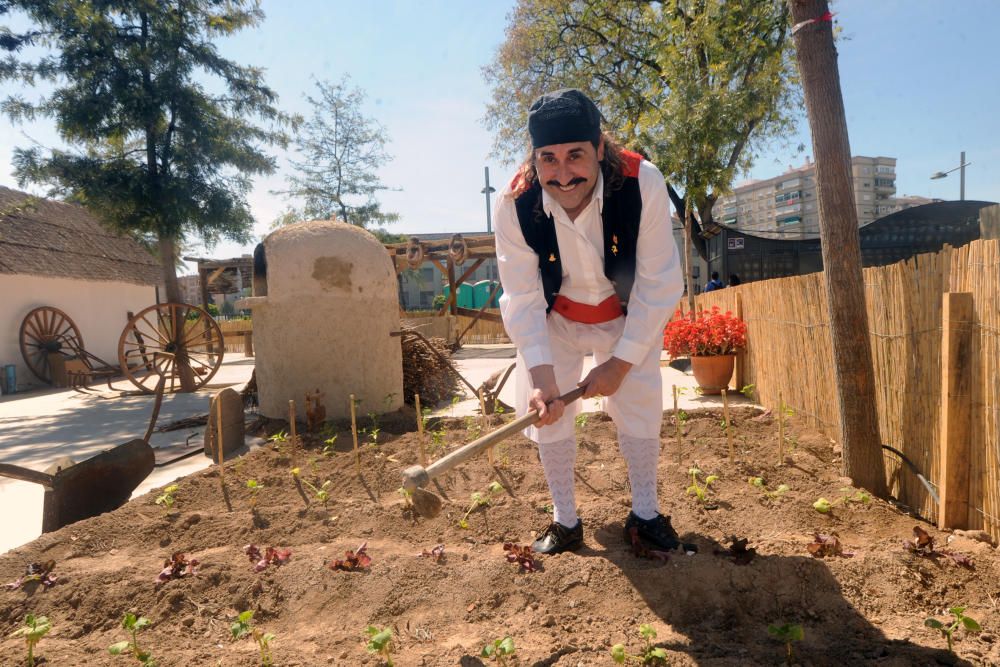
[734,292,744,392]
[938,292,974,530]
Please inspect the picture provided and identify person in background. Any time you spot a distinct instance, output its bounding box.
[728,273,741,287]
[704,271,724,292]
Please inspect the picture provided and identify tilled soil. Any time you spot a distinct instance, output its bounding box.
[1,407,998,666]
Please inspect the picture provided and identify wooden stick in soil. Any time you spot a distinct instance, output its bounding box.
[415,393,427,467]
[673,384,682,468]
[479,389,494,467]
[778,391,785,466]
[215,394,231,512]
[288,399,297,451]
[350,393,361,476]
[722,389,734,460]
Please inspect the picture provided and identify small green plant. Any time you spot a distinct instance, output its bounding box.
[301,478,332,503]
[458,482,504,529]
[450,394,461,417]
[813,487,871,513]
[154,484,179,510]
[366,412,381,445]
[268,430,288,449]
[464,415,482,439]
[686,467,719,504]
[493,401,506,416]
[398,487,413,507]
[231,610,276,666]
[740,383,756,400]
[109,613,156,665]
[481,635,516,664]
[925,606,980,653]
[676,409,689,427]
[10,613,51,667]
[364,625,394,666]
[611,623,668,665]
[748,477,790,500]
[246,479,264,508]
[574,412,589,429]
[429,427,447,455]
[322,433,337,456]
[767,623,804,666]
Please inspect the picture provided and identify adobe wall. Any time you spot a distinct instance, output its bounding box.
[251,221,403,419]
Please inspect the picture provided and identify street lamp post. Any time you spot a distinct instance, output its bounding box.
[481,166,496,233]
[481,166,497,280]
[930,151,972,201]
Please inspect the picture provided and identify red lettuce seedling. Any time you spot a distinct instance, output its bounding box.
[155,552,199,586]
[244,544,292,572]
[329,542,371,571]
[502,543,538,572]
[903,526,974,569]
[416,544,445,562]
[5,560,58,590]
[807,533,854,558]
[626,527,671,562]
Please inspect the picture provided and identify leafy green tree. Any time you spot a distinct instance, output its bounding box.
[1,0,292,306]
[484,0,799,266]
[275,76,398,229]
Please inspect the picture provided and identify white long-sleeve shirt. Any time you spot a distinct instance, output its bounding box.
[495,159,683,369]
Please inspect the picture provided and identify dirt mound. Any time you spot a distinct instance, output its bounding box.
[2,410,998,666]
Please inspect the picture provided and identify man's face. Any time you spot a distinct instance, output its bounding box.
[534,138,604,220]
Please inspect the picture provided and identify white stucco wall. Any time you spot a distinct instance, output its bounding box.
[0,274,158,392]
[249,220,404,419]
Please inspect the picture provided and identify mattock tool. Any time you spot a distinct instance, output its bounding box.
[402,386,585,518]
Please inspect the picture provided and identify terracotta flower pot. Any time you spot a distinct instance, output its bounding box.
[690,354,735,395]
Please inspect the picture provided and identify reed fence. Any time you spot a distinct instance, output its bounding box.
[695,238,1000,539]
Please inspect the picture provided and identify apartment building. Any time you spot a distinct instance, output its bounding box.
[715,156,898,237]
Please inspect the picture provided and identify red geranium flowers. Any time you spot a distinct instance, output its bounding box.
[663,306,747,358]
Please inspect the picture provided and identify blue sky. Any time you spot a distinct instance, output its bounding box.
[2,1,998,272]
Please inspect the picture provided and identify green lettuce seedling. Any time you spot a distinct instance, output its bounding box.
[814,487,871,513]
[767,623,804,666]
[267,430,288,452]
[686,468,718,504]
[10,613,50,667]
[458,482,504,529]
[611,623,668,665]
[154,484,179,510]
[232,610,276,666]
[322,433,338,457]
[246,479,264,508]
[301,478,332,503]
[748,477,790,500]
[365,625,394,666]
[481,635,516,664]
[925,606,980,653]
[109,613,156,665]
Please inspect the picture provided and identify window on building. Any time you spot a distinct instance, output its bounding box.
[862,166,871,174]
[876,165,894,174]
[863,194,872,201]
[862,181,871,188]
[875,178,895,188]
[418,290,435,308]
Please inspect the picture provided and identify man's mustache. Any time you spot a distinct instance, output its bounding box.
[546,176,588,188]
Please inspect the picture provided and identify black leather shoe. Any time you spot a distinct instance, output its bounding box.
[532,520,583,554]
[624,512,697,552]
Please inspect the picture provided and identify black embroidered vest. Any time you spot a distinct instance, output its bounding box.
[512,150,644,312]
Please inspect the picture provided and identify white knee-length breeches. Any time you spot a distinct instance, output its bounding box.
[514,311,664,443]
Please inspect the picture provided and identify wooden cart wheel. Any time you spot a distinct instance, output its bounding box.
[19,306,85,384]
[118,303,225,394]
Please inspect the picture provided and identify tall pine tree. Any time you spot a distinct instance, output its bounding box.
[1,0,293,303]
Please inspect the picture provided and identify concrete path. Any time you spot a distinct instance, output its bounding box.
[0,345,751,555]
[0,358,257,554]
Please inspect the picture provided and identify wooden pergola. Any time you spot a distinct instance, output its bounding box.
[383,234,503,344]
[183,255,254,312]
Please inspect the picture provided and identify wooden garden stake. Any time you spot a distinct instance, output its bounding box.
[778,391,785,466]
[479,389,494,467]
[350,394,361,475]
[673,384,682,467]
[415,393,427,467]
[722,389,734,460]
[288,399,297,449]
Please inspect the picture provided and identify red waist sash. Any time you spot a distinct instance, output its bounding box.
[552,294,624,324]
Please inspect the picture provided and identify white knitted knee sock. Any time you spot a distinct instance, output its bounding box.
[537,437,579,527]
[618,434,660,520]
